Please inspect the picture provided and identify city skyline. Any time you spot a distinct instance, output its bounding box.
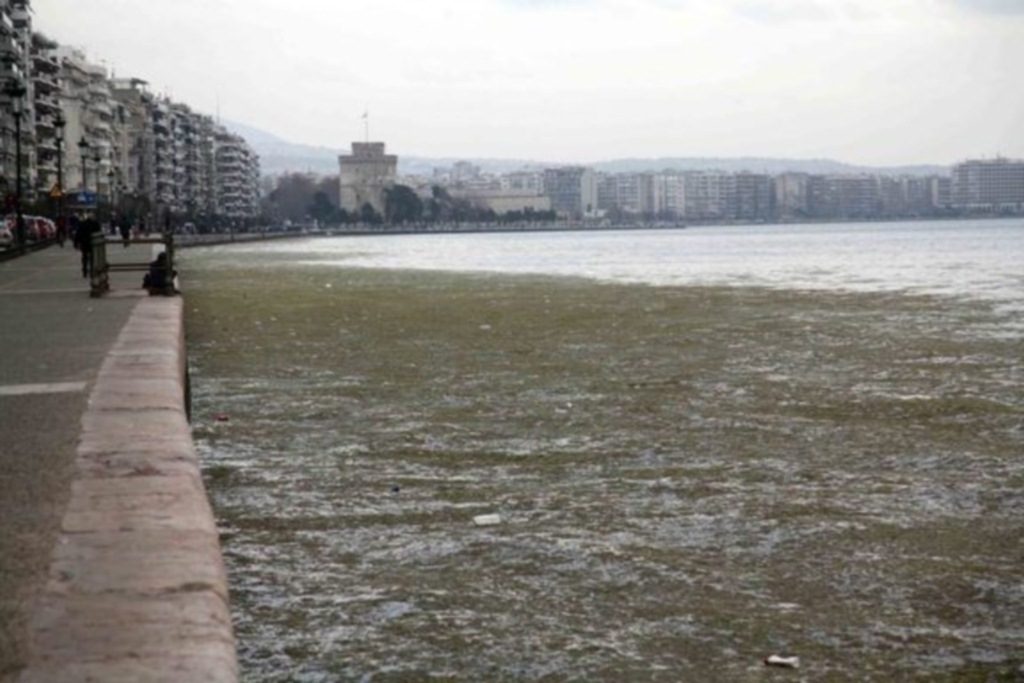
[30,0,1024,167]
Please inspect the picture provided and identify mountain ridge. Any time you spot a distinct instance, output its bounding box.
[224,120,950,179]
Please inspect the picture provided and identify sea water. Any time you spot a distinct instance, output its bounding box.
[184,219,1024,681]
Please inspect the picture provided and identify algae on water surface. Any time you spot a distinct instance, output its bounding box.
[184,257,1024,682]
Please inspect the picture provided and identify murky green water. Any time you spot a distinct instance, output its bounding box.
[184,247,1023,682]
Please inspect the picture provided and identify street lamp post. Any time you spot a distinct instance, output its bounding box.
[54,111,66,226]
[78,138,90,193]
[93,150,103,222]
[93,150,102,193]
[107,168,116,216]
[3,77,28,249]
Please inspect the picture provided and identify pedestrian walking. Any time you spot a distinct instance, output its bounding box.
[74,213,101,278]
[56,215,67,248]
[118,214,131,248]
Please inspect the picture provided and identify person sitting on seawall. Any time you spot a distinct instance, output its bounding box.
[142,252,178,295]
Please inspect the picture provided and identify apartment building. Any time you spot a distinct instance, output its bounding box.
[587,169,952,223]
[543,166,597,219]
[30,32,59,197]
[684,171,735,220]
[655,174,686,218]
[109,77,154,200]
[734,172,774,221]
[0,0,25,193]
[808,175,881,220]
[215,128,261,221]
[929,176,952,211]
[1,1,260,229]
[1,0,32,202]
[774,172,810,219]
[56,46,118,200]
[952,158,1024,213]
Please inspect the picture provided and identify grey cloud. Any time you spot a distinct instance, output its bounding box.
[946,0,1024,14]
[500,0,593,7]
[732,0,835,22]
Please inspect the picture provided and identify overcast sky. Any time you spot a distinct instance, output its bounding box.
[30,0,1024,165]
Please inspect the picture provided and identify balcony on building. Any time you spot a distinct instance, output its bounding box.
[88,81,109,97]
[34,92,59,114]
[88,137,112,154]
[32,53,59,73]
[35,121,59,141]
[65,71,89,88]
[1,41,23,68]
[11,6,29,28]
[87,120,112,136]
[32,71,59,92]
[37,155,57,173]
[89,99,113,117]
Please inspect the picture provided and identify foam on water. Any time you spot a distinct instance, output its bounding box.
[223,219,1024,313]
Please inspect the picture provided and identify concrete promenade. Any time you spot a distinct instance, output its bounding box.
[0,245,236,682]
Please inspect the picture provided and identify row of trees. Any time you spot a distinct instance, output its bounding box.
[262,173,559,227]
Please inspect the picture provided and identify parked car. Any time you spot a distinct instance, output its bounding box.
[1,214,58,245]
[31,216,56,241]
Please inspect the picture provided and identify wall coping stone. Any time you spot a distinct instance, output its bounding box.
[17,297,238,683]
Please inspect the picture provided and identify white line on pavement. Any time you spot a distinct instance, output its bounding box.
[0,382,88,397]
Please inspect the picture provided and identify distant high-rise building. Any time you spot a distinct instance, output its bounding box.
[684,171,734,220]
[655,174,686,218]
[774,173,810,219]
[500,170,543,194]
[807,175,880,220]
[929,176,952,212]
[451,160,480,184]
[339,142,397,216]
[543,166,597,219]
[733,172,773,221]
[952,158,1024,213]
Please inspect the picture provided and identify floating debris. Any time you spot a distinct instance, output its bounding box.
[764,655,800,669]
[473,514,502,527]
[214,414,230,423]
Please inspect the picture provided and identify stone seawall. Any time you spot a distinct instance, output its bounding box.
[16,297,237,682]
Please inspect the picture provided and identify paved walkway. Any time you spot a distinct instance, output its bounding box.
[0,243,152,679]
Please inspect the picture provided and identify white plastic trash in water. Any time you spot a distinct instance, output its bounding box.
[764,655,800,669]
[473,514,502,527]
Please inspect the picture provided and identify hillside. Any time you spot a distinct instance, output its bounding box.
[225,121,949,179]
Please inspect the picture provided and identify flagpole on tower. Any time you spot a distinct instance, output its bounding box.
[362,109,369,143]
